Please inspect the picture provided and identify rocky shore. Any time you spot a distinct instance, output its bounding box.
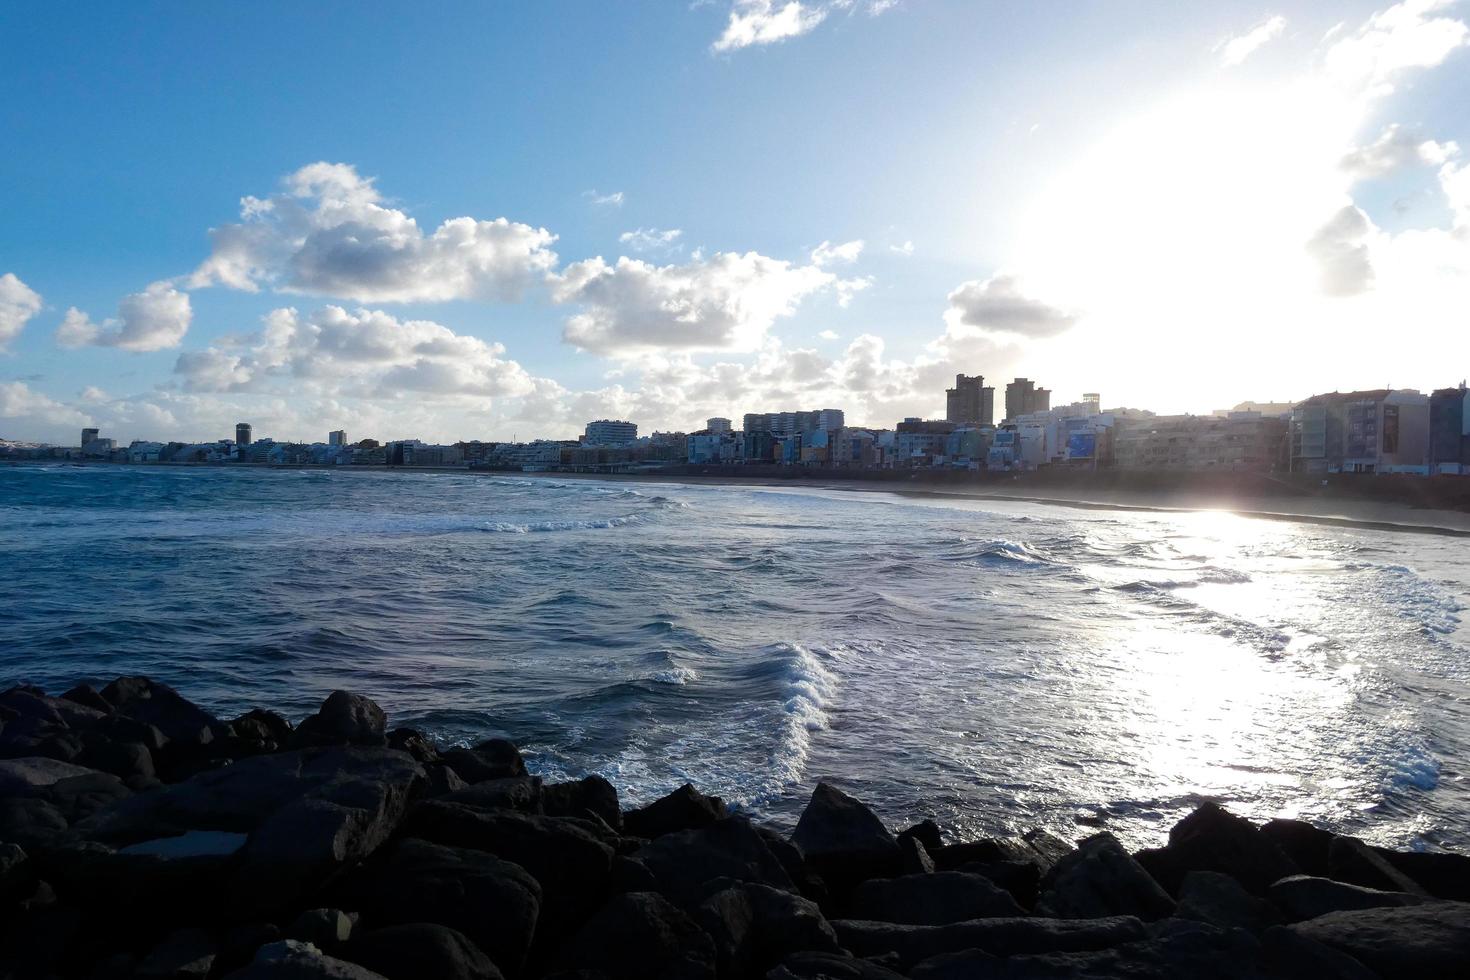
[2,679,1468,979]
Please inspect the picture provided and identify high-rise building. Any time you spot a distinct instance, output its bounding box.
[1082,393,1101,415]
[329,430,347,447]
[1290,389,1431,474]
[706,417,732,433]
[945,374,994,426]
[741,409,844,436]
[81,427,99,447]
[1429,383,1469,474]
[1004,378,1051,422]
[583,419,638,445]
[236,422,253,446]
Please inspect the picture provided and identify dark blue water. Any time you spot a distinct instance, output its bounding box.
[3,464,1468,850]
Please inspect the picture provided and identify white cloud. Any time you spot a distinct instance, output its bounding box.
[584,189,625,208]
[1306,205,1377,296]
[188,162,559,303]
[818,329,839,340]
[619,227,684,253]
[1323,0,1469,95]
[710,0,896,52]
[889,240,915,256]
[1218,15,1286,67]
[944,275,1076,338]
[551,251,839,356]
[0,273,43,352]
[55,281,193,352]
[1339,122,1460,179]
[173,306,536,402]
[810,238,865,266]
[0,381,91,438]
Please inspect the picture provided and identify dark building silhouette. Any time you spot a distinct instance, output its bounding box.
[236,422,252,446]
[1429,383,1469,473]
[946,374,994,426]
[1004,378,1051,422]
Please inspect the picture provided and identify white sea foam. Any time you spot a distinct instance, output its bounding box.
[649,666,699,685]
[769,643,839,786]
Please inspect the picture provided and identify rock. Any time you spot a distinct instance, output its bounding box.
[402,802,614,911]
[290,909,357,950]
[95,713,169,753]
[898,820,944,853]
[78,736,155,781]
[294,692,388,748]
[767,951,909,980]
[439,776,544,813]
[424,762,468,798]
[792,782,897,861]
[1326,836,1430,896]
[932,829,1071,878]
[120,829,251,859]
[1260,818,1334,877]
[233,709,294,748]
[441,739,526,783]
[697,880,842,977]
[637,816,797,905]
[851,871,1026,925]
[0,796,69,848]
[832,915,1149,971]
[346,838,539,976]
[225,939,389,979]
[217,923,285,976]
[543,775,621,830]
[346,923,504,980]
[1136,803,1300,896]
[898,835,936,875]
[555,891,716,980]
[1268,873,1434,922]
[0,685,107,730]
[386,728,440,764]
[1375,847,1470,901]
[59,683,112,713]
[0,842,33,902]
[0,755,100,793]
[1036,832,1175,921]
[1176,870,1277,932]
[136,927,216,979]
[623,783,727,839]
[952,860,1042,910]
[1287,902,1470,979]
[99,676,226,746]
[1259,925,1379,980]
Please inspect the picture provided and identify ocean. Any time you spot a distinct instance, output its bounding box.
[2,463,1467,851]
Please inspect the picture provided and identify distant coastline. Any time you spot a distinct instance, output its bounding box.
[8,458,1470,536]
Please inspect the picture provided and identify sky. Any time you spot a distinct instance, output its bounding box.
[1,0,1468,445]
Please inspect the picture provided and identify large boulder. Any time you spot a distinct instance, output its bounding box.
[697,880,842,977]
[346,838,539,977]
[1269,874,1435,922]
[345,923,504,980]
[439,777,544,814]
[553,891,716,980]
[1375,847,1470,901]
[223,939,388,979]
[791,782,899,895]
[441,740,526,783]
[1326,836,1430,896]
[293,693,388,748]
[636,816,796,905]
[1259,818,1334,877]
[768,951,908,979]
[99,676,228,747]
[1036,833,1175,921]
[1287,902,1470,979]
[136,927,216,979]
[832,915,1148,971]
[1175,870,1277,932]
[851,871,1026,925]
[623,783,727,839]
[542,774,621,830]
[1135,804,1299,895]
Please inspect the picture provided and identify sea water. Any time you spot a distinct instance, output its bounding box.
[2,464,1467,850]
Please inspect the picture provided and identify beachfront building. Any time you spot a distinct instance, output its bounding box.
[1113,413,1287,471]
[328,429,347,447]
[706,417,732,433]
[236,422,252,447]
[831,427,881,468]
[81,427,99,447]
[687,428,741,464]
[1429,384,1470,475]
[1290,389,1431,474]
[1004,378,1050,423]
[946,374,995,426]
[583,419,638,446]
[741,409,844,437]
[894,418,956,468]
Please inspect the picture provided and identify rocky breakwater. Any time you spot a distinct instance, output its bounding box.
[2,679,1470,979]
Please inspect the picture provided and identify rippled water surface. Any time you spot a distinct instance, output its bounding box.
[3,464,1468,850]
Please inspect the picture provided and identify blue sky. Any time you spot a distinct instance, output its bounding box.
[2,1,1467,444]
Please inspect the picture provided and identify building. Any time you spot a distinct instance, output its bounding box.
[583,419,638,445]
[81,427,99,447]
[1290,389,1430,474]
[236,422,253,447]
[329,430,347,447]
[1004,378,1051,422]
[945,374,995,426]
[706,417,732,433]
[741,409,844,437]
[1429,383,1470,474]
[688,428,740,464]
[1113,413,1288,471]
[894,418,956,467]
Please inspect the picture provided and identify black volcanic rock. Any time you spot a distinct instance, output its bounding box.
[554,891,716,980]
[637,816,796,905]
[1287,902,1470,979]
[1326,835,1431,895]
[1374,847,1470,901]
[898,819,944,853]
[347,838,539,977]
[224,939,389,979]
[852,871,1026,925]
[440,776,544,813]
[542,774,621,830]
[442,739,527,783]
[1269,873,1434,922]
[292,692,388,748]
[346,923,504,980]
[100,676,227,747]
[698,880,843,977]
[1260,818,1334,877]
[1037,832,1176,921]
[59,683,113,713]
[792,782,896,861]
[1175,870,1278,932]
[767,951,908,980]
[833,914,1149,970]
[898,834,936,875]
[1136,803,1299,895]
[136,927,216,979]
[623,782,727,838]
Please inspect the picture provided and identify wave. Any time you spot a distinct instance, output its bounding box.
[765,642,839,789]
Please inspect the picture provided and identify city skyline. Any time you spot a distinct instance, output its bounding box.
[2,1,1468,445]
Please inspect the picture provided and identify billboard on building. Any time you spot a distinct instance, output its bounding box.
[1067,431,1097,460]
